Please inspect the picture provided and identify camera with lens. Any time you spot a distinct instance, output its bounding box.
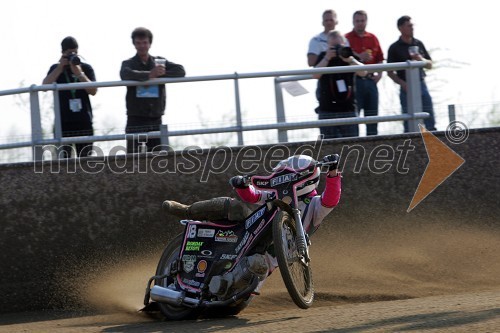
[65,52,81,65]
[331,45,354,58]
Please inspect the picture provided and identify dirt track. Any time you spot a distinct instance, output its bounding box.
[2,290,500,332]
[2,219,500,332]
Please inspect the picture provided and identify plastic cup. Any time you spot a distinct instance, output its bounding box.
[408,46,419,56]
[155,58,166,67]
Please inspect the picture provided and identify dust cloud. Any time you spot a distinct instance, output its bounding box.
[79,219,500,316]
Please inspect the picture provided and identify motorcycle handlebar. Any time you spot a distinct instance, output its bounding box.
[238,154,339,181]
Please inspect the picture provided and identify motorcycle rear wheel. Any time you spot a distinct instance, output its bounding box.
[155,233,200,320]
[272,210,314,309]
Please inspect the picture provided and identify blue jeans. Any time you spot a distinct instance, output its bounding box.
[355,77,379,135]
[400,80,436,132]
[318,111,359,139]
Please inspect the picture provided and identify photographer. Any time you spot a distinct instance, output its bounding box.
[313,30,366,139]
[43,36,97,158]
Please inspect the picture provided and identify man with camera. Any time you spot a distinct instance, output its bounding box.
[43,36,97,158]
[313,30,367,139]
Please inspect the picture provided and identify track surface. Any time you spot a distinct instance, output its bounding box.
[2,220,500,332]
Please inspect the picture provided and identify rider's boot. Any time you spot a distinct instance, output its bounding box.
[163,197,252,221]
[162,200,189,218]
[188,197,231,220]
[163,197,230,221]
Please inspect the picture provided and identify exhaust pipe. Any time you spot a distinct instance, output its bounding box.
[150,278,258,308]
[150,285,185,306]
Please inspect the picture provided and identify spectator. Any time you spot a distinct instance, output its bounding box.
[313,30,367,139]
[345,10,384,136]
[307,9,339,67]
[387,15,436,132]
[307,10,344,103]
[42,36,97,158]
[120,27,186,153]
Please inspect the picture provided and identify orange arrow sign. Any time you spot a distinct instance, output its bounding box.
[407,124,465,212]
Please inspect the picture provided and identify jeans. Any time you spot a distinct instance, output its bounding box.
[355,77,379,135]
[318,111,359,139]
[58,124,94,158]
[125,116,162,153]
[400,80,436,132]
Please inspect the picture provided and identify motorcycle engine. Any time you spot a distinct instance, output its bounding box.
[209,254,268,297]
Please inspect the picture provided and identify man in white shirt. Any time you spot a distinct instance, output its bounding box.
[307,9,338,67]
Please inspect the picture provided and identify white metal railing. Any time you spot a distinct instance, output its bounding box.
[0,61,429,161]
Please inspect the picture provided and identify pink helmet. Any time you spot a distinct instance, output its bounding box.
[273,155,320,197]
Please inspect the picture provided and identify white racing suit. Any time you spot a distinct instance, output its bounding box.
[234,173,342,275]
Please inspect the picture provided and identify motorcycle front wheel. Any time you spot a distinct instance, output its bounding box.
[155,233,200,320]
[272,210,314,309]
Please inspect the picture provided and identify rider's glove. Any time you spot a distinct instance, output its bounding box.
[323,154,340,171]
[229,175,249,189]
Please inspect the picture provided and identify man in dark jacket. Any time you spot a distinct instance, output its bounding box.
[387,16,436,132]
[120,27,185,153]
[313,30,366,139]
[43,36,97,158]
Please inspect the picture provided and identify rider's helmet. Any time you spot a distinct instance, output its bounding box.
[272,155,320,198]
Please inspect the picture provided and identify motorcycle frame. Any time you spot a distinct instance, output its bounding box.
[145,161,327,308]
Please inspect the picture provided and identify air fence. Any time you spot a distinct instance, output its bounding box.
[0,62,431,162]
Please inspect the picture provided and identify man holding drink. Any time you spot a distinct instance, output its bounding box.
[120,27,185,153]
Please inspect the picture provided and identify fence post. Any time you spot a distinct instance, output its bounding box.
[30,85,43,161]
[448,104,456,123]
[160,124,170,147]
[52,84,65,159]
[233,73,244,146]
[53,84,62,141]
[406,63,423,132]
[274,77,288,143]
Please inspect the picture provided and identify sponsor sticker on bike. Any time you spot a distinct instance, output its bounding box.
[220,254,238,260]
[215,230,238,243]
[200,249,213,257]
[187,224,197,238]
[245,206,266,229]
[197,228,216,238]
[182,254,196,273]
[235,231,250,253]
[271,173,298,186]
[253,219,266,235]
[196,260,208,277]
[255,180,270,187]
[185,241,203,251]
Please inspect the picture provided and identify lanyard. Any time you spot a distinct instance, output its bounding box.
[63,70,79,99]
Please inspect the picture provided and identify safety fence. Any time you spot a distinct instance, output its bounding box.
[0,62,431,162]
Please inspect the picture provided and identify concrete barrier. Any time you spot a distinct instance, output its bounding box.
[0,128,498,312]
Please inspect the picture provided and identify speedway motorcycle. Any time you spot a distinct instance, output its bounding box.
[143,156,335,319]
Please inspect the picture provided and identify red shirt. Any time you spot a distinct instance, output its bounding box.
[345,30,384,64]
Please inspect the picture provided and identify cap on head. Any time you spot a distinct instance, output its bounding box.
[61,36,78,51]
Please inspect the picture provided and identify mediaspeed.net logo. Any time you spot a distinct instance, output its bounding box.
[407,121,467,212]
[33,121,468,213]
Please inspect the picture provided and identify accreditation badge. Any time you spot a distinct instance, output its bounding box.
[69,98,82,112]
[136,85,159,98]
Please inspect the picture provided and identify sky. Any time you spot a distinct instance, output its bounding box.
[1,0,498,150]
